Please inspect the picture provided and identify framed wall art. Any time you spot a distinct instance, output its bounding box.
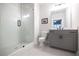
[41,18,48,24]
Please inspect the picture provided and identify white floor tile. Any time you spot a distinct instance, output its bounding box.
[10,42,75,56]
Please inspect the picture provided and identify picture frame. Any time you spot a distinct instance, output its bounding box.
[41,18,48,24]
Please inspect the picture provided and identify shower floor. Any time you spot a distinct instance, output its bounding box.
[10,42,75,56]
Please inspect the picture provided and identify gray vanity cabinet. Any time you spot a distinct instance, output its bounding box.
[45,30,78,52]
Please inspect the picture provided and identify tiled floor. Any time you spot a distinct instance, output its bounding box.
[10,42,75,56]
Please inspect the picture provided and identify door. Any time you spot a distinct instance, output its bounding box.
[19,3,34,44]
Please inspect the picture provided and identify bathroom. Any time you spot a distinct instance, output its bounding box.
[0,3,79,56]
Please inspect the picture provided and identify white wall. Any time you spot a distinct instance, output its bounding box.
[66,5,72,28]
[71,4,79,28]
[70,3,79,55]
[0,3,20,56]
[34,3,40,45]
[39,4,51,31]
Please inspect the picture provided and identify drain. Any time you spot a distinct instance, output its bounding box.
[22,45,25,48]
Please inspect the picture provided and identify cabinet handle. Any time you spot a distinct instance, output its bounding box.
[59,35,63,39]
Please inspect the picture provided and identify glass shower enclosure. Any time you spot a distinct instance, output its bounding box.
[18,3,34,45]
[0,3,34,56]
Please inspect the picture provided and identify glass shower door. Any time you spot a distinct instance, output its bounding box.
[19,3,34,44]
